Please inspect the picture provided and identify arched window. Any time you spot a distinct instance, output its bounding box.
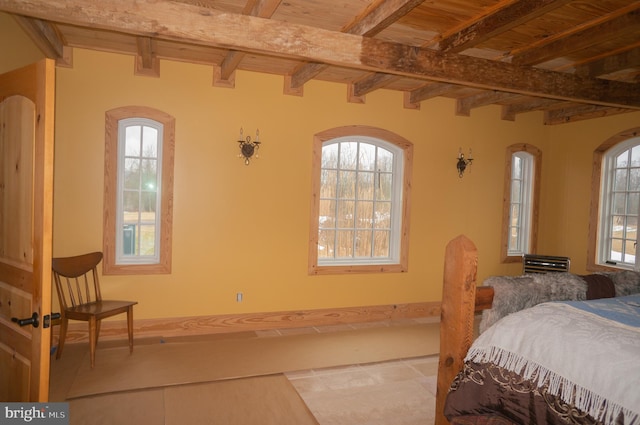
[501,144,541,262]
[103,106,175,274]
[590,129,640,270]
[308,126,413,275]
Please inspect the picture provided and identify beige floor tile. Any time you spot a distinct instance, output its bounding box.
[294,379,434,425]
[406,355,440,377]
[363,362,424,384]
[288,357,437,425]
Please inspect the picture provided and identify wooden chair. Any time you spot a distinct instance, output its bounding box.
[52,251,137,368]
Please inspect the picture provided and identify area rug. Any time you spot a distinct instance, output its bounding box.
[66,323,439,399]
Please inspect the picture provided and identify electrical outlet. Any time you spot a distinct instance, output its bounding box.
[236,292,243,302]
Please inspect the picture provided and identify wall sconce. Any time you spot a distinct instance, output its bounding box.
[457,148,473,178]
[237,128,260,165]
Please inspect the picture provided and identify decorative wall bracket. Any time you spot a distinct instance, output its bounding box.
[238,128,260,165]
[457,148,473,178]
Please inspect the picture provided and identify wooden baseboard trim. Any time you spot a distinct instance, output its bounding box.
[56,301,441,344]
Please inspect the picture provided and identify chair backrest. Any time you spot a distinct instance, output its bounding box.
[522,254,570,274]
[52,252,104,310]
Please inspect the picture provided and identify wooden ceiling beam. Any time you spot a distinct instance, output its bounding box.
[501,98,565,121]
[574,46,640,78]
[215,0,282,87]
[219,50,245,80]
[439,0,572,54]
[345,0,425,37]
[512,8,640,66]
[456,91,521,116]
[351,73,397,97]
[12,15,72,66]
[408,82,458,104]
[245,0,281,17]
[285,62,326,95]
[135,36,159,77]
[544,104,636,125]
[1,0,639,109]
[286,0,422,94]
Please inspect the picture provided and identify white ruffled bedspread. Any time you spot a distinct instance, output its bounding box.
[467,294,640,425]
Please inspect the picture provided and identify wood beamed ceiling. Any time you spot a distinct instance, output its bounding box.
[2,0,640,124]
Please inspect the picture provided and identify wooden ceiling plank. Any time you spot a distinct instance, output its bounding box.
[439,0,572,54]
[575,46,640,78]
[512,8,640,66]
[2,0,639,109]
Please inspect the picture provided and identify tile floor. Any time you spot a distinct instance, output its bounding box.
[50,318,440,425]
[262,318,440,425]
[286,356,439,425]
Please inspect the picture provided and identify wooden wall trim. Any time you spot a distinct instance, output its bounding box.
[55,301,440,344]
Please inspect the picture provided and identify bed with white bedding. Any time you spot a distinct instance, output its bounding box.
[443,294,640,425]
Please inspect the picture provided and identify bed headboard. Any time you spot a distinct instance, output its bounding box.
[435,235,494,425]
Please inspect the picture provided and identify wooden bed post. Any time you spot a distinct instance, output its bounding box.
[435,235,478,425]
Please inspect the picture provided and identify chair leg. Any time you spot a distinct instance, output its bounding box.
[127,306,134,354]
[55,318,69,360]
[88,317,98,368]
[96,318,101,341]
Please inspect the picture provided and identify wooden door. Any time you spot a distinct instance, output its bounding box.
[0,59,55,401]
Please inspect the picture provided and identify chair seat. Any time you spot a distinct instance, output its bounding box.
[65,300,138,320]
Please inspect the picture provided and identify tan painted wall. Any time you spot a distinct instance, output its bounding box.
[51,48,547,320]
[3,13,640,321]
[540,114,640,272]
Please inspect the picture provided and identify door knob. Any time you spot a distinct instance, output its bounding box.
[11,312,40,328]
[44,312,61,328]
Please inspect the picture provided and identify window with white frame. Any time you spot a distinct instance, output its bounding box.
[308,126,412,275]
[103,107,174,274]
[117,118,163,263]
[501,144,541,262]
[597,136,640,269]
